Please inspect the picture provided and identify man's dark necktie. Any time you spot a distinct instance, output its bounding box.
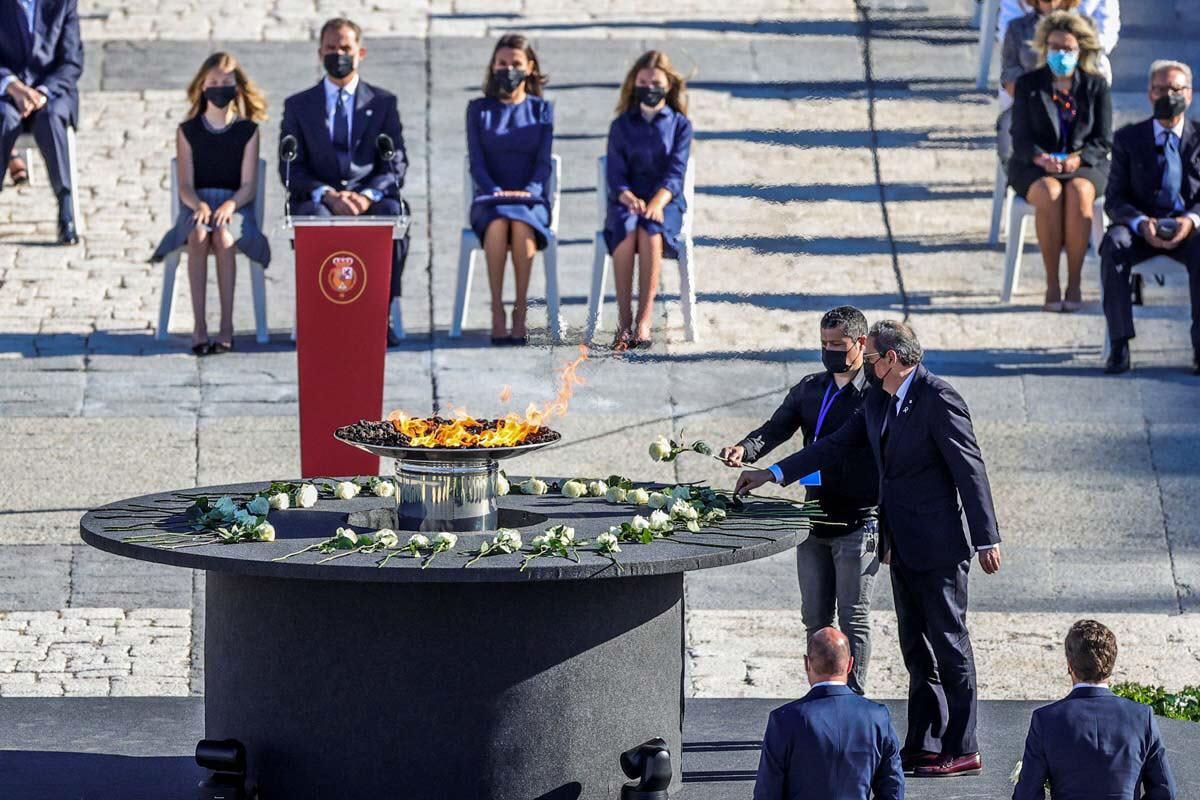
[880,397,899,456]
[333,91,351,178]
[1157,131,1183,214]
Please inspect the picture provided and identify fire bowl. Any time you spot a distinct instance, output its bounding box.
[334,424,561,533]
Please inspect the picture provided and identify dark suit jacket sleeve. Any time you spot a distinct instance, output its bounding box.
[524,101,554,198]
[365,95,406,197]
[1080,77,1112,169]
[752,711,787,800]
[871,708,904,800]
[279,95,324,202]
[1105,126,1141,228]
[1011,74,1045,164]
[40,0,83,99]
[776,405,868,486]
[738,384,806,463]
[1142,710,1177,800]
[1012,711,1048,800]
[930,385,1000,549]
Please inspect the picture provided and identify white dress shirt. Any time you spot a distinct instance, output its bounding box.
[1072,681,1110,691]
[1130,119,1200,235]
[998,0,1120,55]
[811,680,848,689]
[311,75,381,205]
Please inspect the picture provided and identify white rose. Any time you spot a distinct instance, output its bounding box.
[496,529,522,550]
[334,481,361,500]
[408,533,430,549]
[648,435,672,461]
[671,500,699,521]
[336,527,358,546]
[561,480,587,499]
[555,526,575,543]
[605,486,628,504]
[433,532,458,549]
[597,532,620,552]
[630,515,651,532]
[254,522,275,542]
[519,478,548,495]
[627,488,650,505]
[376,530,399,549]
[496,475,511,496]
[649,510,672,531]
[372,480,395,498]
[648,492,669,509]
[587,480,607,497]
[296,484,319,509]
[704,508,727,522]
[670,485,692,501]
[531,534,550,549]
[268,492,290,510]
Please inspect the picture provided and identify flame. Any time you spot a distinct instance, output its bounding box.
[498,385,512,403]
[387,346,589,447]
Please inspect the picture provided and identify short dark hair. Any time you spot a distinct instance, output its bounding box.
[869,320,923,366]
[1065,620,1118,683]
[820,305,868,339]
[319,17,362,45]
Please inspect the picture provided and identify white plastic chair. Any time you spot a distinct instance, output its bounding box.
[450,153,562,342]
[1099,253,1185,359]
[976,0,1002,90]
[15,127,83,232]
[988,159,1007,245]
[999,186,1105,302]
[585,155,697,343]
[156,157,269,343]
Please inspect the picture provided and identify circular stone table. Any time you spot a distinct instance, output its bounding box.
[80,479,808,800]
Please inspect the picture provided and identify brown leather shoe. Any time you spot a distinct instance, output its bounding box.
[901,751,940,774]
[913,752,983,778]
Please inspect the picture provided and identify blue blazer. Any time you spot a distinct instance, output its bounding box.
[774,364,1000,571]
[1013,686,1176,800]
[279,79,407,208]
[753,684,904,800]
[0,0,82,124]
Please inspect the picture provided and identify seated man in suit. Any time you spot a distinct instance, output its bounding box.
[1102,59,1200,375]
[1013,619,1175,799]
[0,0,83,244]
[753,628,904,800]
[281,17,409,346]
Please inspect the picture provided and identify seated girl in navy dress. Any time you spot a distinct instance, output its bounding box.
[466,34,554,345]
[604,50,692,351]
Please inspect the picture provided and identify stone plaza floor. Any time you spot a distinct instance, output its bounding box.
[0,0,1198,707]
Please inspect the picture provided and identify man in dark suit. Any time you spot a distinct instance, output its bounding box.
[753,627,904,800]
[0,0,83,244]
[280,17,409,346]
[1013,620,1176,800]
[1102,59,1200,375]
[737,320,1001,778]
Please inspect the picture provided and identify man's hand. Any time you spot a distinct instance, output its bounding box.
[718,445,745,468]
[345,192,373,215]
[5,80,45,118]
[1138,218,1159,245]
[978,546,1001,575]
[1164,216,1195,250]
[735,468,774,496]
[322,190,358,216]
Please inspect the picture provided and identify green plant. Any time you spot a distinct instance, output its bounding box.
[1112,682,1200,723]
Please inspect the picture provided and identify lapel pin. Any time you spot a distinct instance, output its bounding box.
[366,109,373,116]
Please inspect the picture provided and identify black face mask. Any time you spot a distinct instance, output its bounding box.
[821,347,852,374]
[865,360,891,389]
[203,85,238,110]
[323,53,356,80]
[1154,93,1188,122]
[492,68,527,96]
[635,85,667,108]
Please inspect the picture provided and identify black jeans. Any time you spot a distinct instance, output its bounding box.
[1100,223,1200,353]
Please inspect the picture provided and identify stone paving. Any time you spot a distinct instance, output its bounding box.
[1,0,1200,700]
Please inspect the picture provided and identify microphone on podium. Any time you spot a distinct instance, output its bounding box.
[280,134,298,226]
[376,133,407,233]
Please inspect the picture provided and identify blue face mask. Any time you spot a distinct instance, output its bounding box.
[1047,49,1079,77]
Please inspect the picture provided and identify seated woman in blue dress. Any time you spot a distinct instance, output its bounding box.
[466,34,554,345]
[604,50,692,351]
[152,52,270,355]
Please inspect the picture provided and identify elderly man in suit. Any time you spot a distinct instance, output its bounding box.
[280,17,409,346]
[0,0,83,244]
[753,627,904,800]
[737,320,1001,778]
[1013,620,1176,799]
[1102,60,1200,375]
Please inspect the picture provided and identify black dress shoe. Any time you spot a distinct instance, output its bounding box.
[58,219,79,246]
[1105,339,1130,375]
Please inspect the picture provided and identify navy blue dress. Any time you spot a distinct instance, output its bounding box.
[604,106,692,259]
[466,95,554,250]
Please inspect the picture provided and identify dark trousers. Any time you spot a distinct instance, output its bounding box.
[1100,223,1200,353]
[0,95,74,200]
[292,198,409,298]
[890,559,978,757]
